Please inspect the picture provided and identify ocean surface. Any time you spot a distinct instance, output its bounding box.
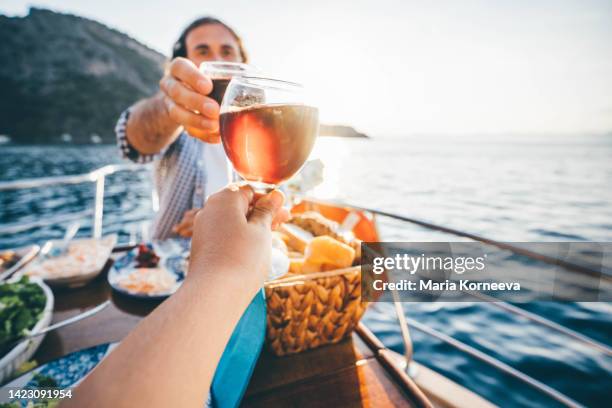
[1,136,611,407]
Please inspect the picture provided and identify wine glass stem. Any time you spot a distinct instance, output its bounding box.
[246,181,277,194]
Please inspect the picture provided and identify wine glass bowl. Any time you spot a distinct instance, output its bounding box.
[219,76,319,192]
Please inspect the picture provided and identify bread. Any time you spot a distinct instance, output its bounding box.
[289,258,304,274]
[279,224,314,253]
[289,212,361,261]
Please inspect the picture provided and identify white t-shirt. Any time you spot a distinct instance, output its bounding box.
[202,142,232,199]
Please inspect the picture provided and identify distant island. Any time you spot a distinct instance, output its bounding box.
[0,8,367,145]
[319,124,368,138]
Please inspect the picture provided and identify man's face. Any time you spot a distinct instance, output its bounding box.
[185,23,242,66]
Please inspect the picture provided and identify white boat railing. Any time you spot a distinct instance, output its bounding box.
[0,163,150,238]
[0,165,603,407]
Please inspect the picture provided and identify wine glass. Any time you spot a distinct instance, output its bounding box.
[219,76,319,193]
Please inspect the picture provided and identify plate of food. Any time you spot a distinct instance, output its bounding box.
[0,276,54,385]
[0,245,40,282]
[22,235,117,288]
[108,240,190,300]
[0,342,118,406]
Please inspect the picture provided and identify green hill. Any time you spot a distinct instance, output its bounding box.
[0,8,165,144]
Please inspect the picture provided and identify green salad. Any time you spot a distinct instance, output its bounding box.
[0,277,47,357]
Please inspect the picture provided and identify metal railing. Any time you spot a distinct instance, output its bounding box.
[1,166,606,408]
[0,163,149,238]
[405,315,583,408]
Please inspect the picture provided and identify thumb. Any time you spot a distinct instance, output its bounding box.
[249,190,285,228]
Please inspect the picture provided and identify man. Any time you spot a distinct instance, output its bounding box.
[116,17,249,239]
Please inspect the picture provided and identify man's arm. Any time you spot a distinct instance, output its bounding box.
[125,92,182,154]
[125,58,221,155]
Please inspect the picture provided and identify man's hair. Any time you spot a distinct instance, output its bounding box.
[172,17,248,62]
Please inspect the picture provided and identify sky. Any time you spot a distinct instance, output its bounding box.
[2,0,612,137]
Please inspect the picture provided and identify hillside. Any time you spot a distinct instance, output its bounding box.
[0,8,165,144]
[319,124,368,138]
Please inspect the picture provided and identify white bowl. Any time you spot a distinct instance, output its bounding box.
[0,245,40,281]
[23,234,117,288]
[0,278,54,384]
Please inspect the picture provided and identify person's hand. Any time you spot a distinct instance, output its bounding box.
[172,208,200,238]
[159,57,221,144]
[188,185,290,288]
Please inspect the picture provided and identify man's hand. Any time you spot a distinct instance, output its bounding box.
[172,208,200,238]
[159,58,221,144]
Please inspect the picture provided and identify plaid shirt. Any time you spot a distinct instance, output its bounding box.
[115,109,211,240]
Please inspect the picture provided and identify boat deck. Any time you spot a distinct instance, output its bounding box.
[244,325,422,407]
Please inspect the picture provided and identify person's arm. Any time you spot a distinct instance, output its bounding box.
[126,58,222,155]
[63,186,288,408]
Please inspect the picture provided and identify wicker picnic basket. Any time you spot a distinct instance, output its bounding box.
[263,211,370,356]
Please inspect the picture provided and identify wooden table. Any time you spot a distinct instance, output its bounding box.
[33,260,161,364]
[243,332,424,407]
[33,260,429,408]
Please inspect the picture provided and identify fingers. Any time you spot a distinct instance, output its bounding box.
[184,127,221,144]
[172,220,191,237]
[195,186,285,236]
[163,98,219,132]
[231,184,255,216]
[249,190,285,228]
[174,223,193,238]
[172,208,200,237]
[253,192,289,228]
[272,207,290,230]
[185,208,200,217]
[168,57,212,95]
[172,217,190,236]
[160,76,219,119]
[159,57,220,139]
[207,184,255,218]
